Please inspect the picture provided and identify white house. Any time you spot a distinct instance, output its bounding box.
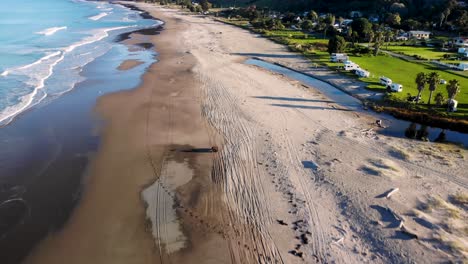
[408,30,431,40]
[454,37,468,47]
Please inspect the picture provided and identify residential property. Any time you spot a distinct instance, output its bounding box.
[408,30,431,40]
[453,37,468,47]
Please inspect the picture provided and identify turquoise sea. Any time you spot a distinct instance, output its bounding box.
[0,0,158,125]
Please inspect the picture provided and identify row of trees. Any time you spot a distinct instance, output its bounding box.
[414,72,461,111]
[210,0,467,33]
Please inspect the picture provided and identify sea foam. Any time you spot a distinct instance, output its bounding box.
[89,12,108,21]
[36,26,67,36]
[0,26,132,125]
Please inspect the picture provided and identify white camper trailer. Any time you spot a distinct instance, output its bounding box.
[330,53,349,62]
[343,61,359,71]
[379,76,392,86]
[389,83,403,92]
[355,69,370,77]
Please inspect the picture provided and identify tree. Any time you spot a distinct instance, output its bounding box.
[373,31,384,56]
[386,13,401,26]
[427,72,441,106]
[434,92,445,107]
[328,35,347,54]
[199,0,211,12]
[385,30,394,49]
[415,72,427,103]
[446,79,460,111]
[351,18,372,41]
[367,30,375,46]
[308,10,318,22]
[323,14,335,38]
[301,20,314,31]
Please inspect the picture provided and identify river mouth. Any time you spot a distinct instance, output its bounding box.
[245,58,468,148]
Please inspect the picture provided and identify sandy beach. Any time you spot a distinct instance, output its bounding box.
[21,3,468,264]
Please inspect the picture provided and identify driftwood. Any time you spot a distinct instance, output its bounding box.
[386,206,419,239]
[386,188,400,199]
[386,206,405,228]
[400,225,419,239]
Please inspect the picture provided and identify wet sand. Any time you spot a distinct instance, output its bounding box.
[118,59,144,71]
[22,6,232,264]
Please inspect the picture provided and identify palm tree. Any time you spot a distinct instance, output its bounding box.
[427,72,441,106]
[415,72,427,103]
[446,79,460,111]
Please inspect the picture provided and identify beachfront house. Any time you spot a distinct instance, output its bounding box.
[408,30,431,40]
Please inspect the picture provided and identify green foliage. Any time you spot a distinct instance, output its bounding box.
[446,79,461,100]
[301,20,314,31]
[351,18,372,41]
[251,18,284,30]
[415,72,427,103]
[327,35,347,54]
[435,92,445,106]
[427,72,441,106]
[199,0,212,12]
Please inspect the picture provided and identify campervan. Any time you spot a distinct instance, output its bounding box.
[355,69,370,78]
[459,63,468,71]
[448,99,458,112]
[379,76,392,86]
[389,83,403,92]
[343,61,359,71]
[330,53,349,62]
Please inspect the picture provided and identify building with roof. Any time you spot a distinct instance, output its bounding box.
[408,31,431,40]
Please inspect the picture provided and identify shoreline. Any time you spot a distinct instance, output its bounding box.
[21,4,229,264]
[0,4,160,263]
[6,3,467,264]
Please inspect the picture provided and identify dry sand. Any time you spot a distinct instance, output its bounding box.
[23,3,468,264]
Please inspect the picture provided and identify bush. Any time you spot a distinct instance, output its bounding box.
[350,46,370,55]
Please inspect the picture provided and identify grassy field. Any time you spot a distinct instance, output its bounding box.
[384,45,458,61]
[260,30,467,117]
[346,54,468,115]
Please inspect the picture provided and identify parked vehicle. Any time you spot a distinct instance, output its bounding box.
[379,76,392,86]
[459,63,468,71]
[448,99,458,112]
[330,53,349,62]
[407,95,422,102]
[388,83,403,92]
[355,69,370,77]
[439,79,447,84]
[343,61,359,71]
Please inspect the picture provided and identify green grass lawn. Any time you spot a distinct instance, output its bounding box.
[347,54,468,116]
[384,45,458,61]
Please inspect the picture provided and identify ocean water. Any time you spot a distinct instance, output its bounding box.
[0,0,158,125]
